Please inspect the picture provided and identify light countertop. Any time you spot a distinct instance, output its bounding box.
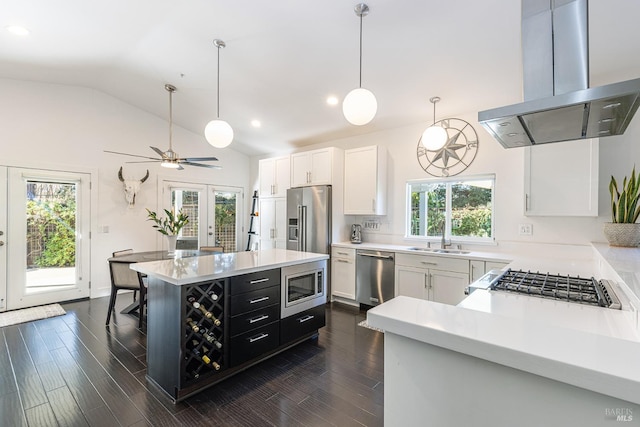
[332,241,513,263]
[131,248,328,285]
[367,242,640,405]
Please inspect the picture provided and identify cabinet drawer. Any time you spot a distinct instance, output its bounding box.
[395,253,469,274]
[280,305,326,344]
[229,303,280,337]
[332,247,356,260]
[228,268,280,295]
[229,321,280,367]
[229,285,280,316]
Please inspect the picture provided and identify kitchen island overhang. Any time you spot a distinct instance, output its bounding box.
[131,249,329,402]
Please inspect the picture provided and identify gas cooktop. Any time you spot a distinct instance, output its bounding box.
[489,269,622,309]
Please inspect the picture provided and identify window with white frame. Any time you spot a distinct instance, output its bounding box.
[407,175,495,242]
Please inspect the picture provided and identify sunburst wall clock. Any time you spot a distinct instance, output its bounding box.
[416,118,479,177]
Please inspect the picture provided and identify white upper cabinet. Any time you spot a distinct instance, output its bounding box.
[291,148,336,187]
[259,156,290,198]
[343,145,387,215]
[524,138,599,216]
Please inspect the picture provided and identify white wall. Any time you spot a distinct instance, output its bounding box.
[0,78,251,298]
[255,109,640,250]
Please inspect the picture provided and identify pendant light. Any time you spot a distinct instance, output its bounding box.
[205,39,234,148]
[342,3,377,126]
[421,96,448,151]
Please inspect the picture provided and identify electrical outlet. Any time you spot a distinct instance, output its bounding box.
[519,223,533,236]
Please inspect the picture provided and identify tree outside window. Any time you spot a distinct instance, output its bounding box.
[408,175,494,242]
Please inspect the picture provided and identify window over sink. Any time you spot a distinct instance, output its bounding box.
[406,175,495,243]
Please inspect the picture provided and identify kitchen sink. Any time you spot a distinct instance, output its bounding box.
[406,247,471,255]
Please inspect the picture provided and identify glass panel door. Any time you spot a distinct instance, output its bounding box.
[7,168,90,309]
[211,189,241,253]
[172,189,201,250]
[162,181,243,253]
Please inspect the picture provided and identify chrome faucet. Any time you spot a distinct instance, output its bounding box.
[441,222,452,249]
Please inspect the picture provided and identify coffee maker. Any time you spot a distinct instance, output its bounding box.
[350,224,362,244]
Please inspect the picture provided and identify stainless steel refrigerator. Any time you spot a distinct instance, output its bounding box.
[286,185,332,255]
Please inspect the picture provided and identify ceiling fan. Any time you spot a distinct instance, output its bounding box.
[105,84,222,170]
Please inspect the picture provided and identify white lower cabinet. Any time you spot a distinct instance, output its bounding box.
[331,247,356,300]
[395,253,470,306]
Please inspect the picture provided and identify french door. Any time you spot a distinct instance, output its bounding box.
[161,180,243,252]
[5,167,91,310]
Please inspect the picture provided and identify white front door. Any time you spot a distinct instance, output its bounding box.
[6,168,91,310]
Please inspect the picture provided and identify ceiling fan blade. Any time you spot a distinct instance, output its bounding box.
[182,156,219,162]
[150,146,167,158]
[181,161,223,169]
[125,160,161,164]
[104,150,161,160]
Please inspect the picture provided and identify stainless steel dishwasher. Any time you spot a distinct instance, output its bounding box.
[356,250,395,306]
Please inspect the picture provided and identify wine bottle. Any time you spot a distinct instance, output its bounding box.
[190,340,212,365]
[211,361,221,371]
[207,290,219,301]
[186,317,199,332]
[188,295,217,320]
[202,331,223,349]
[210,315,222,327]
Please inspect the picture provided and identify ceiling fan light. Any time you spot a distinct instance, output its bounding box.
[205,119,234,148]
[343,88,377,126]
[161,161,180,169]
[421,125,448,151]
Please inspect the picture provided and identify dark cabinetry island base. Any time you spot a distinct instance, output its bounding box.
[145,266,326,402]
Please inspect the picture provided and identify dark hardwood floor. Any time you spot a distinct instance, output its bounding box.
[0,296,384,426]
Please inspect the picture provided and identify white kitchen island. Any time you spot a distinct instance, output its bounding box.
[367,245,640,427]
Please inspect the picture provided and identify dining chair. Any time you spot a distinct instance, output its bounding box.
[107,249,146,328]
[200,246,224,253]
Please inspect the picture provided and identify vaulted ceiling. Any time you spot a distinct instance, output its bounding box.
[2,0,639,155]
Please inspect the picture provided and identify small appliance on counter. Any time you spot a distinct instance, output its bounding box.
[350,224,362,244]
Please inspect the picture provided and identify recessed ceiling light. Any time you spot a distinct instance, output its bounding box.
[326,96,339,106]
[251,120,261,128]
[5,25,30,36]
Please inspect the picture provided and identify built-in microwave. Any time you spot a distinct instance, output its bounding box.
[281,260,327,318]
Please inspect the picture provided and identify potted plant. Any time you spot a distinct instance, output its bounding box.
[604,166,640,247]
[146,208,189,254]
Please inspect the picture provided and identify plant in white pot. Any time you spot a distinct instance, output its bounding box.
[604,166,640,247]
[146,208,189,254]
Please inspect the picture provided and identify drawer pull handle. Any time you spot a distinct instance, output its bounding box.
[250,278,270,284]
[248,333,269,343]
[421,262,438,266]
[337,251,349,255]
[249,314,269,324]
[336,259,350,263]
[249,296,270,304]
[298,315,314,323]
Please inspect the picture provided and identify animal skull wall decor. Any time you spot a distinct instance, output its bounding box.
[118,167,150,207]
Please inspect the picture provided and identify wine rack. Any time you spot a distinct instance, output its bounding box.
[182,279,225,384]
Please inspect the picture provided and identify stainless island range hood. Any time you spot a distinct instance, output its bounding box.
[478,0,640,148]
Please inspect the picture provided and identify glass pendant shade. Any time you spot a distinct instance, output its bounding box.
[343,88,377,126]
[205,119,234,148]
[421,125,448,151]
